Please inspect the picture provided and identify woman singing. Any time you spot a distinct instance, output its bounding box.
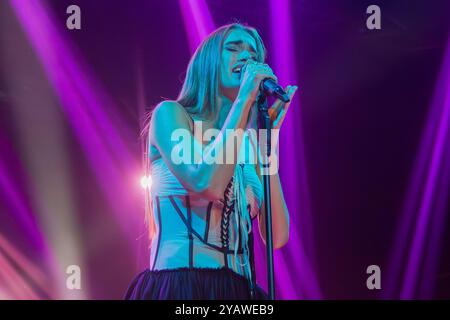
[125,23,297,300]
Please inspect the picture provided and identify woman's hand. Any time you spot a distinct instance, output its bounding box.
[268,85,298,130]
[237,60,278,104]
[237,60,298,130]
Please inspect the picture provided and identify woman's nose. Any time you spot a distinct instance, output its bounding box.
[238,50,253,61]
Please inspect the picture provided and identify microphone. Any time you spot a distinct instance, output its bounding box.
[260,79,290,103]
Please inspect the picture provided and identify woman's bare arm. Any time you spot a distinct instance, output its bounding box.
[149,98,252,200]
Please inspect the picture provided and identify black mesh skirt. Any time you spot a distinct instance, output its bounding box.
[124,267,268,300]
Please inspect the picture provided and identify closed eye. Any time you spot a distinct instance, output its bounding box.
[225,47,258,61]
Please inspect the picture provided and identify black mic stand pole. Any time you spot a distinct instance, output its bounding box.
[257,93,275,300]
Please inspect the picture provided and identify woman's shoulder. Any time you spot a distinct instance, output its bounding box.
[151,100,193,131]
[152,100,186,118]
[148,100,194,161]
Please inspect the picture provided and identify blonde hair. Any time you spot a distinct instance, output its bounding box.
[142,23,266,241]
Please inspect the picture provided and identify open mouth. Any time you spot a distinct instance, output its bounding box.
[232,65,242,74]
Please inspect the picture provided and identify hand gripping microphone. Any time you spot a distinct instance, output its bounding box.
[240,62,290,102]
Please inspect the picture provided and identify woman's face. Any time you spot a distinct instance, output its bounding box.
[219,29,259,101]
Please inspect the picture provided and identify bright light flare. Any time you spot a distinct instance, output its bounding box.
[140,175,152,189]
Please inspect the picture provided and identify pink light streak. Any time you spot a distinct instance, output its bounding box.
[178,0,215,53]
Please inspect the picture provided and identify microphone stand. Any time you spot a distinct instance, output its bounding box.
[257,93,275,300]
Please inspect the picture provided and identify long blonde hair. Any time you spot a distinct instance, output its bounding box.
[142,23,266,241]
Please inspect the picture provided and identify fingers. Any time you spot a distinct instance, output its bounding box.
[244,61,278,83]
[272,85,297,112]
[270,84,298,129]
[285,86,297,104]
[287,85,298,97]
[280,85,298,112]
